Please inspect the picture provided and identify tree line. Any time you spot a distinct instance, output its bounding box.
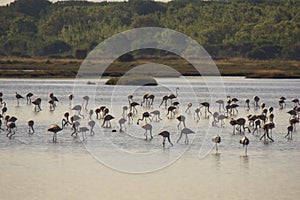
[0,0,299,60]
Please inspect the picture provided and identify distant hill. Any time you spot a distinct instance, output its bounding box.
[0,0,299,60]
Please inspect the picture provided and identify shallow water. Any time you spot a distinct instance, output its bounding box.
[0,77,299,199]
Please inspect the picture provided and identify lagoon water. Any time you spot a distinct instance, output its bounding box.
[0,77,300,200]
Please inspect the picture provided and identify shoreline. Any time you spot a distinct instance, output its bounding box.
[0,57,299,79]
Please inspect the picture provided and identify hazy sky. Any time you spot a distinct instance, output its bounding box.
[0,0,170,6]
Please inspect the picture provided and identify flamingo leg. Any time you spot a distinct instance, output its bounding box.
[167,136,173,146]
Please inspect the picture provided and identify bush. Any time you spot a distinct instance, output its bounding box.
[42,41,71,56]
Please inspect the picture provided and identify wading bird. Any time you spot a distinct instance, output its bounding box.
[240,136,249,156]
[88,120,96,135]
[15,92,24,106]
[26,92,33,104]
[176,127,194,144]
[6,121,17,139]
[142,123,153,140]
[102,114,114,128]
[118,118,126,132]
[47,124,63,142]
[158,130,173,147]
[212,135,221,154]
[32,98,42,112]
[27,120,34,134]
[137,112,151,125]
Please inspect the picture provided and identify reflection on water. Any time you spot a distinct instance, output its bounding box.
[240,155,250,170]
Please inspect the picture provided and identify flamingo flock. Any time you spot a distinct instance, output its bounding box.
[0,88,299,157]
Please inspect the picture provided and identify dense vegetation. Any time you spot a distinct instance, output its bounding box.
[0,0,299,60]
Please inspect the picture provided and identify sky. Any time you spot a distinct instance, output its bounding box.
[0,0,171,6]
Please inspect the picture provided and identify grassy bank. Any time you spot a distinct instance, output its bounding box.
[0,57,299,79]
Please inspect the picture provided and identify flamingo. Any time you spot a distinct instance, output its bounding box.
[260,102,266,110]
[48,99,56,111]
[194,107,201,122]
[118,118,126,132]
[141,93,155,108]
[167,87,179,103]
[15,92,23,106]
[71,121,80,137]
[268,113,274,123]
[128,94,134,104]
[257,114,267,124]
[68,94,74,107]
[260,122,275,142]
[199,102,212,117]
[4,115,9,127]
[269,107,274,114]
[215,100,225,112]
[230,104,239,115]
[212,135,221,153]
[127,112,134,124]
[6,121,17,139]
[62,112,72,128]
[279,97,286,109]
[212,112,219,126]
[291,98,299,106]
[0,115,3,131]
[253,96,260,109]
[150,110,162,122]
[176,115,186,129]
[87,109,93,120]
[95,108,101,119]
[137,112,151,125]
[88,120,96,135]
[287,109,297,119]
[252,119,261,135]
[78,126,89,140]
[229,118,238,134]
[289,117,299,131]
[185,102,192,113]
[142,123,153,140]
[158,130,173,147]
[8,116,17,123]
[49,93,59,107]
[244,98,250,111]
[236,118,251,134]
[2,104,7,116]
[166,106,176,119]
[27,120,34,134]
[26,92,33,104]
[214,114,227,127]
[32,98,42,112]
[47,124,63,142]
[82,96,89,110]
[71,105,84,118]
[70,114,81,123]
[103,107,110,118]
[129,102,139,115]
[122,106,128,118]
[285,125,294,139]
[240,136,249,156]
[172,101,180,109]
[159,95,169,109]
[102,114,114,128]
[177,127,194,144]
[262,108,268,115]
[0,97,4,107]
